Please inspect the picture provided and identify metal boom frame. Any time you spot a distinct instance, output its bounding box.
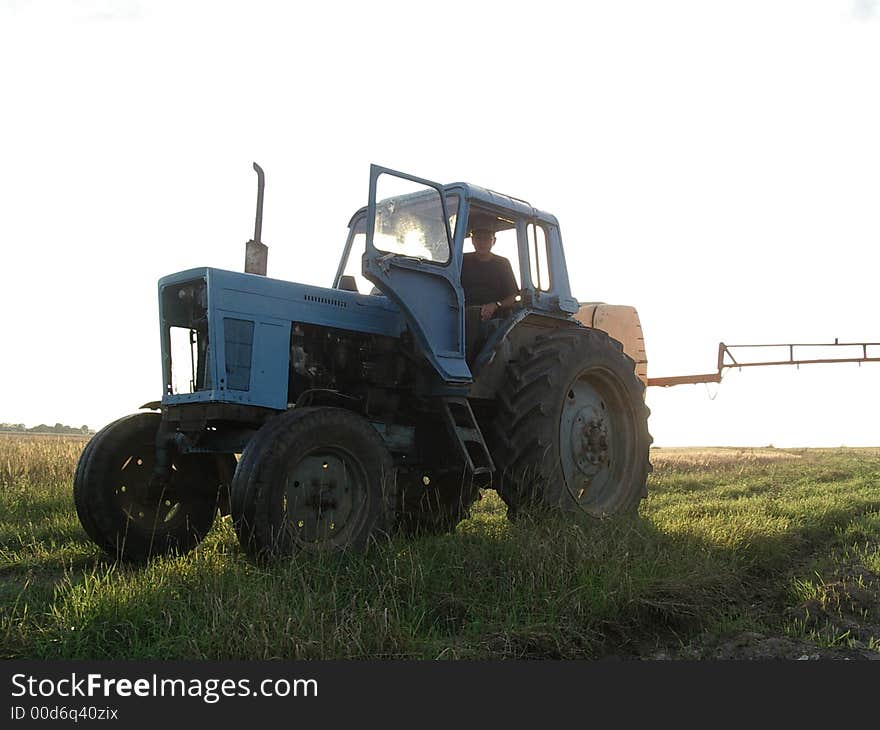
[647,340,880,388]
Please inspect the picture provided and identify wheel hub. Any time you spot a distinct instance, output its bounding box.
[570,405,610,477]
[115,454,184,527]
[285,452,360,545]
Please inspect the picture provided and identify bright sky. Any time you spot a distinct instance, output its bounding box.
[2,0,879,446]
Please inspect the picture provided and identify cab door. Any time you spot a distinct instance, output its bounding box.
[363,164,470,384]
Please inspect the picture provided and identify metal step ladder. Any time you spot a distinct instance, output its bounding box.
[440,397,495,488]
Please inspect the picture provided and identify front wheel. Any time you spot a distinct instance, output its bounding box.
[231,407,396,560]
[73,412,229,562]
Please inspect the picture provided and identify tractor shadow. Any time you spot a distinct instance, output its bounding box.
[441,492,880,659]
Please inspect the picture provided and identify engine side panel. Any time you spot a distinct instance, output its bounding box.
[159,267,407,410]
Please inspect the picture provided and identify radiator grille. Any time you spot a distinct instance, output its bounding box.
[304,294,347,308]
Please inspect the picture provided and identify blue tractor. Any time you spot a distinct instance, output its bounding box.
[74,165,652,562]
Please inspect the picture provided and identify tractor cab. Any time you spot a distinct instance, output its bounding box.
[334,165,580,384]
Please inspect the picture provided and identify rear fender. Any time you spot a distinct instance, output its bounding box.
[469,310,577,398]
[574,303,648,385]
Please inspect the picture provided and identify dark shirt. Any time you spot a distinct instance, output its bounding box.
[461,252,518,306]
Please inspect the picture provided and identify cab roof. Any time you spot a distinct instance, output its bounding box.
[347,181,559,230]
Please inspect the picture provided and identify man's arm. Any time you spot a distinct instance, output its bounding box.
[479,258,520,320]
[497,258,520,308]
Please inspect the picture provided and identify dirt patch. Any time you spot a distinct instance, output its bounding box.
[783,563,880,649]
[656,562,880,660]
[677,630,878,660]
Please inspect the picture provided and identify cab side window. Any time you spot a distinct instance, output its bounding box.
[528,223,550,291]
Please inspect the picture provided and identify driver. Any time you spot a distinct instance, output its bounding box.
[461,227,519,321]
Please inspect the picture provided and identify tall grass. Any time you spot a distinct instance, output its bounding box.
[1,438,878,659]
[0,433,86,490]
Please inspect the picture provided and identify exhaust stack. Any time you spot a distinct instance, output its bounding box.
[245,162,268,275]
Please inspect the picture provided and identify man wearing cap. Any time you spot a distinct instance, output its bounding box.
[461,227,519,321]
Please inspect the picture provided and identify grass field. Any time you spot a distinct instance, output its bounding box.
[2,434,879,659]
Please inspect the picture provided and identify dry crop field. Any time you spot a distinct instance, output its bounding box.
[1,433,879,659]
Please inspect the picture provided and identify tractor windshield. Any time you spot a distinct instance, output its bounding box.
[373,187,458,263]
[338,193,459,295]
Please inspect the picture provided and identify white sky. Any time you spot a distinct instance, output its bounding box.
[1,0,879,446]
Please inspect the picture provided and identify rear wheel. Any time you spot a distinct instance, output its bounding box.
[493,327,652,518]
[231,407,396,560]
[73,412,228,562]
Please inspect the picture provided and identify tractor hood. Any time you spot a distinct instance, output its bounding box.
[158,267,405,410]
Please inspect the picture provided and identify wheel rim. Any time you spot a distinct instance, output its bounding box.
[282,446,369,550]
[559,367,634,515]
[112,442,189,531]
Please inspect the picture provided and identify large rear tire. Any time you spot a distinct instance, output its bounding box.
[493,327,652,518]
[73,412,229,562]
[231,407,396,560]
